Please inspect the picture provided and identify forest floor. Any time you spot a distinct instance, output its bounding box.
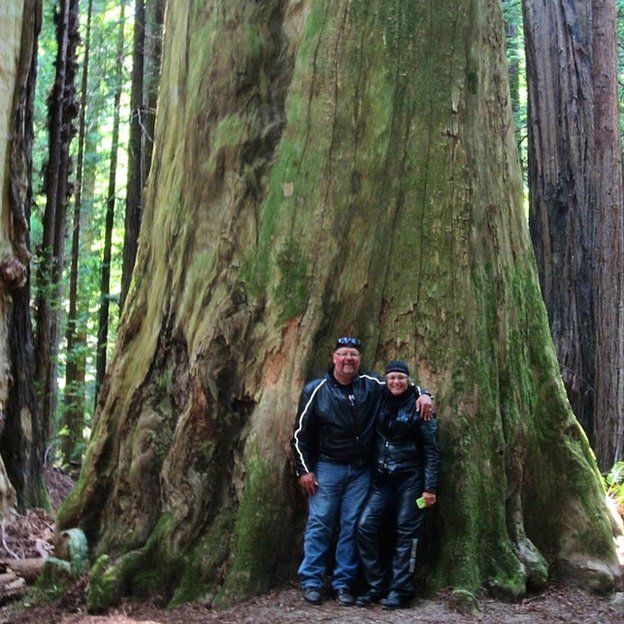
[1,469,623,624]
[3,582,624,624]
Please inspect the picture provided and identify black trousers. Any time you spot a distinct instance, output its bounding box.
[356,471,426,598]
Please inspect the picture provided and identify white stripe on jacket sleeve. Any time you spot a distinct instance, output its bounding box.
[293,379,327,475]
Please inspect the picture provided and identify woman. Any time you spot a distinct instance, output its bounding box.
[356,360,441,609]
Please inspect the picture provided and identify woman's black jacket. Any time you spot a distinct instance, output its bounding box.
[375,386,441,493]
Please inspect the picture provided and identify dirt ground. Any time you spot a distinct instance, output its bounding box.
[2,582,624,624]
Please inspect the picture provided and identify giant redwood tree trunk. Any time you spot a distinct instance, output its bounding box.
[58,0,619,609]
[591,0,624,468]
[0,0,45,510]
[523,0,597,447]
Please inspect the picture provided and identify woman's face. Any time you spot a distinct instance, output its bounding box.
[386,373,409,396]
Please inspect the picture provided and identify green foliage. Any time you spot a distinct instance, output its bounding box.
[32,0,134,463]
[606,461,624,513]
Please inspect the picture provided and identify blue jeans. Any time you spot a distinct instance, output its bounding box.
[299,460,372,590]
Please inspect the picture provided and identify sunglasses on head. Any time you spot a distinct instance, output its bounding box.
[336,336,362,348]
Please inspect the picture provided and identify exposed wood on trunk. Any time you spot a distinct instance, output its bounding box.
[62,0,93,466]
[33,0,80,451]
[523,0,596,443]
[591,0,624,468]
[94,2,126,402]
[0,0,45,510]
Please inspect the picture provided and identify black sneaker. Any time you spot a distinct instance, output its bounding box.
[355,590,381,607]
[302,587,322,605]
[380,592,409,610]
[336,588,355,606]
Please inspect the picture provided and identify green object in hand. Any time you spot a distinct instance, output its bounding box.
[416,496,426,509]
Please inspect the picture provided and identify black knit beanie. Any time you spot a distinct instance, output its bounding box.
[385,360,410,376]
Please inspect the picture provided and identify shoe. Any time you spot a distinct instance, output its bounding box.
[380,592,409,610]
[336,588,355,606]
[355,590,381,607]
[302,587,322,604]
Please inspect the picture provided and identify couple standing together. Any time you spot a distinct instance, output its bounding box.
[290,337,441,609]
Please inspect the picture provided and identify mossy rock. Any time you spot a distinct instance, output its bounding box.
[448,588,480,614]
[87,554,122,614]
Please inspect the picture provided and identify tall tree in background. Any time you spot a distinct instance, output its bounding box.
[0,0,46,510]
[121,0,164,310]
[94,2,126,401]
[62,0,93,465]
[59,0,618,611]
[524,0,624,470]
[592,0,624,466]
[34,0,80,447]
[120,0,145,314]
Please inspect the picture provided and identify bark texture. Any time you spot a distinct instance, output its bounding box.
[523,0,596,446]
[59,0,619,609]
[0,0,45,510]
[591,0,624,468]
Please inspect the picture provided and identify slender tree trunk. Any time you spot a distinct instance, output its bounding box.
[0,0,44,511]
[95,3,126,402]
[503,0,523,154]
[34,0,80,449]
[120,0,145,313]
[62,0,93,465]
[142,0,164,187]
[592,0,624,468]
[59,0,619,611]
[121,0,164,311]
[523,0,596,443]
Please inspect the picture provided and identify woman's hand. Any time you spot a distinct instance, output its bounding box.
[417,393,434,420]
[422,491,437,507]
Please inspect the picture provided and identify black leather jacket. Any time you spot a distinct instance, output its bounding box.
[291,369,431,477]
[375,387,441,493]
[290,369,386,476]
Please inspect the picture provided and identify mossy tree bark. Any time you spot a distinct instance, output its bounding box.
[59,0,619,608]
[0,0,46,510]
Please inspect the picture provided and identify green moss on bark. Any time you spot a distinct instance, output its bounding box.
[216,457,286,605]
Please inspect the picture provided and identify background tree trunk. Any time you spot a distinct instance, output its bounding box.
[120,0,145,313]
[591,0,624,469]
[0,0,45,510]
[62,0,93,466]
[524,0,624,470]
[523,0,597,445]
[34,0,80,449]
[121,0,164,311]
[59,0,619,610]
[94,3,125,402]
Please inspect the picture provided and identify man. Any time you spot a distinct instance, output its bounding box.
[290,337,432,606]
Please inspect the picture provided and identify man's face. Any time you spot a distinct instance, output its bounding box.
[332,348,361,379]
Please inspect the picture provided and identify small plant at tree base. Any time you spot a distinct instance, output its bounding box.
[605,462,624,518]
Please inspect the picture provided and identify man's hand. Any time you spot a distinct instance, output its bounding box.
[417,393,434,420]
[422,491,437,507]
[299,472,318,496]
